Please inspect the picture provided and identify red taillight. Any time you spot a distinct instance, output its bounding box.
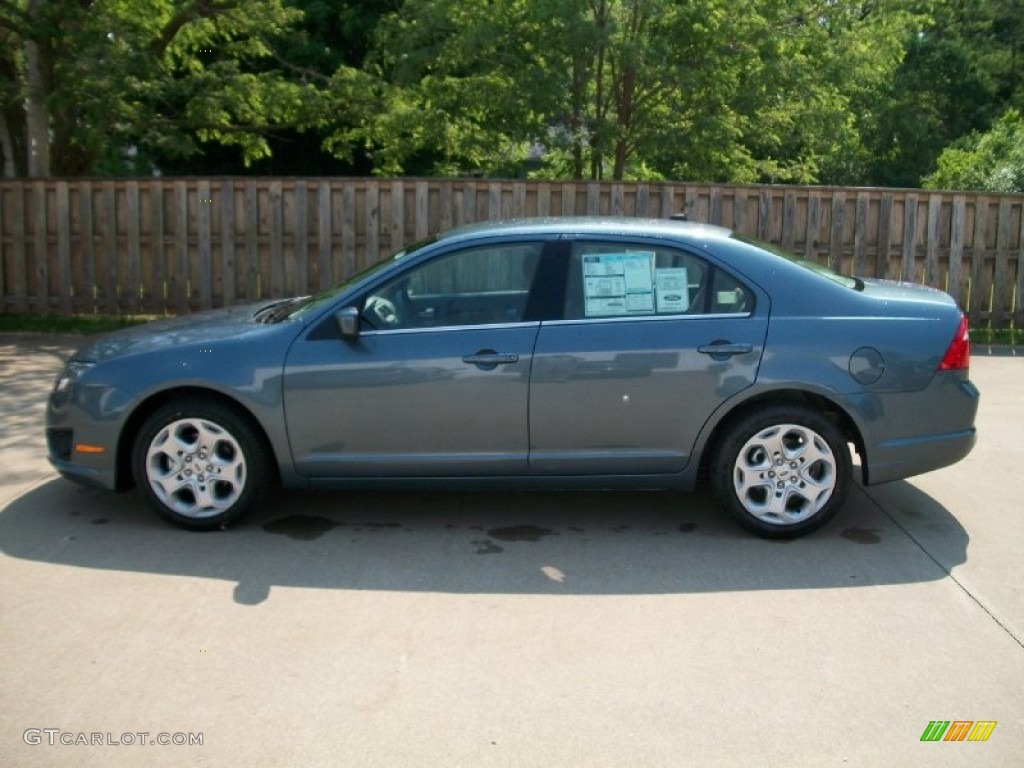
[938,315,970,371]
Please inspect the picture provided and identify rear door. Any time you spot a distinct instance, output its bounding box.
[529,239,769,475]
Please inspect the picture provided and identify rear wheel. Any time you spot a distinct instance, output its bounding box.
[711,405,851,538]
[132,398,271,530]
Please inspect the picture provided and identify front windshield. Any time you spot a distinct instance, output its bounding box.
[288,235,439,318]
[735,234,860,290]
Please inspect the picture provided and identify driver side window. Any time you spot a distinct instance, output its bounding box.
[362,242,543,331]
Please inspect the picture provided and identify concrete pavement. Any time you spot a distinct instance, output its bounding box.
[1,333,1021,767]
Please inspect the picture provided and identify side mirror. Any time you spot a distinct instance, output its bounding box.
[334,306,361,339]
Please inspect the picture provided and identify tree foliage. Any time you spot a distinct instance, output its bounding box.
[924,109,1024,192]
[0,0,1021,186]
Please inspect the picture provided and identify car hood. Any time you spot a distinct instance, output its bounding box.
[71,300,290,363]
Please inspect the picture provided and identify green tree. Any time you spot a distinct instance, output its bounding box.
[349,0,919,182]
[924,109,1024,192]
[0,0,343,176]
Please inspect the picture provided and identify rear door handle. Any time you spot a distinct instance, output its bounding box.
[698,342,753,359]
[462,351,519,370]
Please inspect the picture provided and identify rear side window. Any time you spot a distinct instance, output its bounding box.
[564,242,752,319]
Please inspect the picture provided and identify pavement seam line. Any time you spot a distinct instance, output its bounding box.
[858,483,1024,652]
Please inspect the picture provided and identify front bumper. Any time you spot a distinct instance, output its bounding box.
[46,385,127,492]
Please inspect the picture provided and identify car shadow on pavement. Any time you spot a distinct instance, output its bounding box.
[0,475,967,605]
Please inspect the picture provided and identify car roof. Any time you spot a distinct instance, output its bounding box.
[434,216,735,245]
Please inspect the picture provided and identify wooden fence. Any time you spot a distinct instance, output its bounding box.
[0,178,1021,327]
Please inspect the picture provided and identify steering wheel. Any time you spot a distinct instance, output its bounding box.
[364,295,400,328]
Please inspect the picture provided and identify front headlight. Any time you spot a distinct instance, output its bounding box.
[53,360,95,394]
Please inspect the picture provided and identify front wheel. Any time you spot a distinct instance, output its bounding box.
[132,398,271,530]
[710,405,851,539]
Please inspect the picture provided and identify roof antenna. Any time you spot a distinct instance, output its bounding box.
[669,212,688,221]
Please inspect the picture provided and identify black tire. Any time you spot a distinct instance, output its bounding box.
[710,404,851,539]
[131,398,271,531]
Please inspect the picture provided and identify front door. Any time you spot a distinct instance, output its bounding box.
[283,240,546,477]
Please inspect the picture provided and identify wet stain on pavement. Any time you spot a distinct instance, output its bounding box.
[487,525,557,542]
[262,515,342,541]
[91,518,110,525]
[473,539,504,555]
[841,527,881,544]
[678,522,697,533]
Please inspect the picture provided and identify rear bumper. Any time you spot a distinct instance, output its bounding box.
[865,427,976,485]
[839,372,979,486]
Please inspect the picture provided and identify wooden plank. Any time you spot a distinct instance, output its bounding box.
[438,181,452,233]
[342,182,356,280]
[391,180,405,253]
[103,181,118,313]
[149,182,165,313]
[561,182,576,216]
[415,180,430,239]
[804,192,820,260]
[994,197,1013,328]
[758,188,772,241]
[0,186,5,309]
[635,184,649,218]
[365,180,380,265]
[245,181,260,300]
[197,180,212,308]
[512,181,527,218]
[853,192,870,277]
[586,182,601,215]
[732,188,747,235]
[925,193,942,287]
[125,181,141,311]
[901,193,919,282]
[293,181,308,295]
[709,187,722,226]
[537,183,551,217]
[829,193,845,273]
[781,190,797,252]
[610,183,623,216]
[878,193,894,279]
[968,197,988,326]
[10,184,27,311]
[56,181,71,313]
[317,181,332,291]
[487,181,502,219]
[268,181,283,298]
[80,182,96,313]
[174,181,189,312]
[1016,200,1024,329]
[685,186,699,222]
[220,180,235,307]
[948,195,966,308]
[659,184,676,219]
[33,181,47,311]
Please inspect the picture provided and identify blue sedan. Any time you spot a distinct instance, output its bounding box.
[46,217,978,537]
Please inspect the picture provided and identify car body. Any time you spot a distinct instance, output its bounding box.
[46,217,979,537]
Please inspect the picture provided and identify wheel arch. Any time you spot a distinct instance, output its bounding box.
[697,388,867,485]
[115,386,280,491]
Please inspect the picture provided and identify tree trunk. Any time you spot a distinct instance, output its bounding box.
[25,0,51,177]
[0,111,17,177]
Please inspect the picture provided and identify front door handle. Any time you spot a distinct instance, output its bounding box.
[462,350,519,370]
[698,341,753,360]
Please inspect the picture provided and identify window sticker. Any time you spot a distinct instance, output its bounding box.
[582,252,655,316]
[656,268,689,312]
